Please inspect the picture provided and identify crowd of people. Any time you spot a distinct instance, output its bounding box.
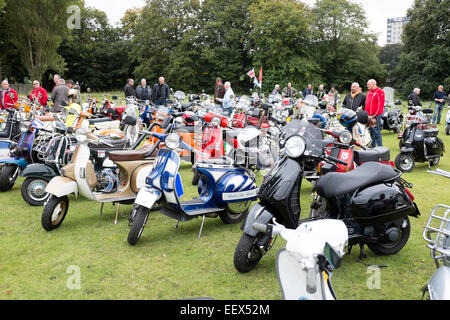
[123,77,171,107]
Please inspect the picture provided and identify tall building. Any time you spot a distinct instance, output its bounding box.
[387,17,409,45]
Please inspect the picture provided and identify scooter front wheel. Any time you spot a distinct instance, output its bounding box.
[128,206,150,246]
[41,196,69,231]
[0,165,18,192]
[395,153,415,173]
[21,178,50,206]
[234,234,264,273]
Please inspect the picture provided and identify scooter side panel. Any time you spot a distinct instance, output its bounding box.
[427,266,450,300]
[0,157,28,169]
[215,170,258,203]
[21,163,58,179]
[45,176,78,198]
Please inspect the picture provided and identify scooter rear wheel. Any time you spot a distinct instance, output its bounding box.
[367,217,411,256]
[128,206,150,246]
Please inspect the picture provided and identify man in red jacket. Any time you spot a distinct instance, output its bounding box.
[365,79,385,147]
[30,80,48,107]
[1,80,18,110]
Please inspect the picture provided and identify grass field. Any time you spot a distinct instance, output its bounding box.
[0,101,449,300]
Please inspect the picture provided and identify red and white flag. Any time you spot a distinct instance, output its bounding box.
[247,68,255,79]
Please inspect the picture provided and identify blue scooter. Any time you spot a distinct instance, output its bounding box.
[0,108,21,159]
[127,132,259,245]
[0,110,47,192]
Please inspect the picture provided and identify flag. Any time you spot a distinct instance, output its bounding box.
[258,66,263,88]
[247,68,255,79]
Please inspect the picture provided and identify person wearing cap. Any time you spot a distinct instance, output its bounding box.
[30,80,48,107]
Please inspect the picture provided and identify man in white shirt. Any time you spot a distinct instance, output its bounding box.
[216,82,235,116]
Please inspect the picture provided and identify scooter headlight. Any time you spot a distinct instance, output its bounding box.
[75,128,88,143]
[339,131,353,144]
[165,133,181,150]
[285,136,306,158]
[19,122,30,133]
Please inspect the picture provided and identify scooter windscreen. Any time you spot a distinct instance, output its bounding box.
[281,119,324,158]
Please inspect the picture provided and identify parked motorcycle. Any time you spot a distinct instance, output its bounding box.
[253,219,348,300]
[234,119,421,273]
[395,113,445,172]
[381,105,403,133]
[422,204,450,300]
[127,131,259,246]
[0,109,22,159]
[0,109,49,192]
[445,106,450,136]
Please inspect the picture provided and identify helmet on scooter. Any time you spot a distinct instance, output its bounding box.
[67,89,78,99]
[338,109,358,128]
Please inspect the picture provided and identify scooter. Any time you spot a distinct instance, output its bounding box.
[0,108,22,158]
[0,109,48,192]
[253,219,348,300]
[127,131,259,246]
[422,204,450,300]
[41,127,161,231]
[381,105,403,133]
[234,119,421,273]
[395,116,445,172]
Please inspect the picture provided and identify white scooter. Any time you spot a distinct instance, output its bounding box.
[253,219,348,300]
[445,105,450,135]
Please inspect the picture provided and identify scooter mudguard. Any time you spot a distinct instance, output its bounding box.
[21,164,58,180]
[135,187,162,209]
[0,157,28,169]
[424,266,450,300]
[45,176,78,198]
[276,248,332,300]
[241,203,274,237]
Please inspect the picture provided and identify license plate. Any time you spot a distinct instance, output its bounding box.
[135,188,161,209]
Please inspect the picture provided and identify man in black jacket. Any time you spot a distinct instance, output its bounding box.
[408,88,422,107]
[124,79,136,98]
[152,77,170,106]
[136,79,152,101]
[342,82,366,111]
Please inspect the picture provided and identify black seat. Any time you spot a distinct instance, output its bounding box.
[88,117,112,125]
[423,128,439,137]
[89,138,127,150]
[315,162,399,198]
[353,147,391,163]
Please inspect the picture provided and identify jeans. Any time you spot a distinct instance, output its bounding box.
[155,99,167,106]
[369,114,383,148]
[433,103,445,124]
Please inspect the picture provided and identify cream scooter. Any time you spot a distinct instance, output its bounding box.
[41,128,159,231]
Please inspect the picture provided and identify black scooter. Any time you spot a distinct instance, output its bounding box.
[234,119,421,273]
[395,114,445,172]
[381,103,403,133]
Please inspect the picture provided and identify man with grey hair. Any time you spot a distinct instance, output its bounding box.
[152,77,170,106]
[272,84,280,95]
[136,79,152,102]
[216,81,235,116]
[51,78,69,112]
[408,88,422,107]
[1,80,18,110]
[342,82,366,111]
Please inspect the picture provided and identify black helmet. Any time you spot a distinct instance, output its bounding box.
[338,109,358,128]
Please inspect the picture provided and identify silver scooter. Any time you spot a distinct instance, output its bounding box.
[422,203,450,300]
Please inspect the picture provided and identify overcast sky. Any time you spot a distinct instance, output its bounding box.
[85,0,415,46]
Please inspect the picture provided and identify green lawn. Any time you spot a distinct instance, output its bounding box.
[0,105,449,300]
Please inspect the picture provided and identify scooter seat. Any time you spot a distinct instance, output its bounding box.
[197,157,234,166]
[88,117,113,125]
[88,138,128,150]
[353,147,391,163]
[315,162,399,199]
[423,128,439,137]
[109,145,154,162]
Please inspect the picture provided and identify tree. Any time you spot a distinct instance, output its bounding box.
[310,0,386,91]
[3,0,77,82]
[248,0,319,92]
[394,0,450,99]
[58,5,134,91]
